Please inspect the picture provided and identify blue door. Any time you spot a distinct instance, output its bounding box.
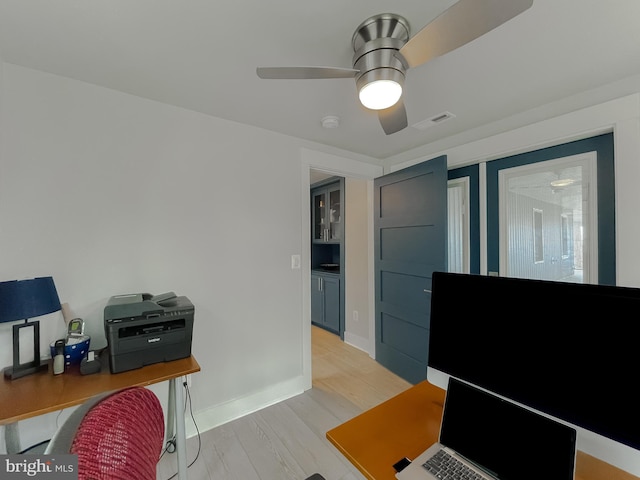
[374,156,448,384]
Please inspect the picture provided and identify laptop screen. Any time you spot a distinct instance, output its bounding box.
[440,378,577,480]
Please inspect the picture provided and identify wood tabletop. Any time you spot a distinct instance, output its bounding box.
[326,380,639,480]
[0,354,200,424]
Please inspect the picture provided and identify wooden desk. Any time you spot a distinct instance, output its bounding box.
[0,355,200,480]
[326,380,639,480]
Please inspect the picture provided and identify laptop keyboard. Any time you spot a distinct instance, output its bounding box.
[422,449,488,480]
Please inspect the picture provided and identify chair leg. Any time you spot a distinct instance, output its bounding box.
[5,423,21,454]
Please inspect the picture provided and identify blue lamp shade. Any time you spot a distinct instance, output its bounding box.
[0,277,61,323]
[2,277,61,380]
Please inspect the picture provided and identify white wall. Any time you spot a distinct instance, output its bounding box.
[0,62,378,451]
[344,177,372,354]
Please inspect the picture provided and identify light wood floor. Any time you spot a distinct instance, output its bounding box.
[157,326,411,480]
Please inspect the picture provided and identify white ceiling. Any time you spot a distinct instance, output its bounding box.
[1,0,639,164]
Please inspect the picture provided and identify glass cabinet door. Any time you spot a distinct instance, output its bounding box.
[312,182,342,243]
[313,190,327,241]
[328,187,341,241]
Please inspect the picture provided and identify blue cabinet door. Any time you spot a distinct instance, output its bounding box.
[311,274,323,325]
[322,275,340,333]
[311,272,340,334]
[374,156,447,384]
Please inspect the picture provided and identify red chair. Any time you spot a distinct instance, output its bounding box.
[46,387,164,480]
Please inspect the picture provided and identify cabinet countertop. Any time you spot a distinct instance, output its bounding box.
[312,268,341,276]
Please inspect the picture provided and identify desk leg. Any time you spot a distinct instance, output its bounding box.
[170,377,188,480]
[4,423,21,454]
[167,379,176,448]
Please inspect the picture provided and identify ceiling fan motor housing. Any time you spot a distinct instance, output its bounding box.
[351,14,411,95]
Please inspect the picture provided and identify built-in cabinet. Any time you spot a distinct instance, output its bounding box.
[311,272,340,333]
[311,177,345,337]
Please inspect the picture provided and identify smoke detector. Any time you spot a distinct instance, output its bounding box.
[321,115,340,129]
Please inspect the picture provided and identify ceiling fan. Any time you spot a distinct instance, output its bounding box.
[256,0,533,135]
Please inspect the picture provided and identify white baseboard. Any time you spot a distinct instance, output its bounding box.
[344,331,372,357]
[184,375,306,438]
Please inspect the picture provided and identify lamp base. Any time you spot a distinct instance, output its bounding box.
[3,362,48,380]
[4,319,48,380]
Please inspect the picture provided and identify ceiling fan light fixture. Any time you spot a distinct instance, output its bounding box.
[359,79,402,110]
[356,67,405,111]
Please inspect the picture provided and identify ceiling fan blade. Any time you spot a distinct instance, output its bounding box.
[378,101,408,135]
[398,0,533,69]
[256,66,358,79]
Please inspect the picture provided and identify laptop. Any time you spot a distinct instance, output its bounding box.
[396,377,577,480]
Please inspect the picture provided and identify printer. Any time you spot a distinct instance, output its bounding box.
[104,291,194,374]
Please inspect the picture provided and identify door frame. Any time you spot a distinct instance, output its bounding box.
[486,133,615,284]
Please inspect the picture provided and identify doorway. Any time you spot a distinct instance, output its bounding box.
[305,164,377,388]
[486,133,615,285]
[498,153,597,283]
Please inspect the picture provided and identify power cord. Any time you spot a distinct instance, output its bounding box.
[17,439,51,454]
[163,380,201,480]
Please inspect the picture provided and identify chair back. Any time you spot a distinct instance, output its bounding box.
[51,386,164,480]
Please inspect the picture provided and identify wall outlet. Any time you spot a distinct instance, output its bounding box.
[353,310,359,322]
[186,374,192,388]
[291,254,301,269]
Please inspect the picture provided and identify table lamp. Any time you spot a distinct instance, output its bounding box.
[0,277,61,380]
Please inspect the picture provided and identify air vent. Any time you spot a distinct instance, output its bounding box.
[412,111,456,131]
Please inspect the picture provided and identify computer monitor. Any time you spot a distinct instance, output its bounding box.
[427,271,640,451]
